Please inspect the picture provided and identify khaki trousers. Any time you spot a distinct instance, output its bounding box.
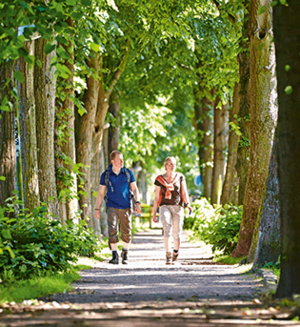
[107,207,132,245]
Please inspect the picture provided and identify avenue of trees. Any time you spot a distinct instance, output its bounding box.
[0,0,299,298]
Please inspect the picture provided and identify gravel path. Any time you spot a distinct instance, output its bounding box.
[1,228,299,326]
[52,229,263,304]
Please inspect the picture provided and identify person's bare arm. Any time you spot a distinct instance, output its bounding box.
[181,177,192,213]
[94,185,106,220]
[152,185,161,223]
[130,181,142,214]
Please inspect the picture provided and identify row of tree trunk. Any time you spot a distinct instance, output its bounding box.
[0,31,130,239]
[192,0,278,262]
[193,0,300,298]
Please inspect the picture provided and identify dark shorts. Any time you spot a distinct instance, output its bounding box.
[107,207,132,245]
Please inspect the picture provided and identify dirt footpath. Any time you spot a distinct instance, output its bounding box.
[1,229,299,326]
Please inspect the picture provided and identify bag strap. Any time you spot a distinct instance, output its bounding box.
[105,168,132,192]
[124,168,132,184]
[104,169,114,192]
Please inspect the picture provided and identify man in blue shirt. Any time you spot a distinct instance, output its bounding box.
[95,150,142,264]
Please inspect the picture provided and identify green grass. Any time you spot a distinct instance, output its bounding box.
[272,267,280,279]
[0,265,91,304]
[213,254,247,265]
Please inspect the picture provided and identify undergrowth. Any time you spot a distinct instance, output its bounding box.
[184,198,242,255]
[0,265,90,304]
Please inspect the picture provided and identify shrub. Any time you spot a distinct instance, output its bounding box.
[0,197,99,282]
[184,198,242,254]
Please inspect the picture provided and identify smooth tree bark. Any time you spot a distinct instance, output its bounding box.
[211,102,229,204]
[273,0,300,298]
[236,0,251,206]
[55,18,78,223]
[202,97,214,199]
[0,61,17,206]
[232,0,278,258]
[252,138,280,267]
[222,83,240,205]
[34,38,59,217]
[18,40,40,210]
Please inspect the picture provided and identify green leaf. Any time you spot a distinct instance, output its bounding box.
[14,71,24,83]
[4,247,15,259]
[57,46,70,60]
[271,1,278,6]
[44,43,56,55]
[78,106,87,116]
[258,6,266,14]
[284,85,293,95]
[36,59,42,68]
[0,176,6,181]
[2,229,12,239]
[24,55,35,65]
[81,0,92,5]
[279,0,288,5]
[285,65,291,72]
[18,47,29,57]
[71,12,83,20]
[93,191,98,198]
[55,64,72,79]
[89,42,101,53]
[66,0,76,5]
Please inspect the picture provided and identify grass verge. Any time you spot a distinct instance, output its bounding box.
[213,254,247,265]
[0,265,90,304]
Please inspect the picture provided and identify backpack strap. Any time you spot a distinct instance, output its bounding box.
[104,169,114,192]
[124,168,132,184]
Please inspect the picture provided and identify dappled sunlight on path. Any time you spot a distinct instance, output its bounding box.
[1,229,298,326]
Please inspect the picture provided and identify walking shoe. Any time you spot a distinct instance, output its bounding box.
[166,252,172,265]
[121,248,129,264]
[172,250,179,263]
[109,251,119,264]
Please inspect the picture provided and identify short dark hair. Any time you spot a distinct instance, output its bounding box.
[110,150,122,162]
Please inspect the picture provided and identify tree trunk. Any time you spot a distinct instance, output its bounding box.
[34,38,59,217]
[18,40,40,210]
[55,18,78,223]
[99,144,108,237]
[236,0,251,206]
[211,102,229,204]
[138,167,147,203]
[89,82,110,230]
[108,92,121,154]
[193,87,205,179]
[76,43,129,230]
[273,0,300,298]
[222,83,240,205]
[232,0,277,258]
[202,97,214,199]
[75,55,100,224]
[252,138,280,267]
[0,61,17,206]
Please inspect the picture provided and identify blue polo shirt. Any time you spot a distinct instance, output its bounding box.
[100,164,135,209]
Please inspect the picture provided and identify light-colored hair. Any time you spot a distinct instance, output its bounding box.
[110,150,122,162]
[164,156,176,167]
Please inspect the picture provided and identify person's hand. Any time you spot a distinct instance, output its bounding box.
[95,209,100,220]
[187,204,192,215]
[152,214,157,223]
[135,203,142,215]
